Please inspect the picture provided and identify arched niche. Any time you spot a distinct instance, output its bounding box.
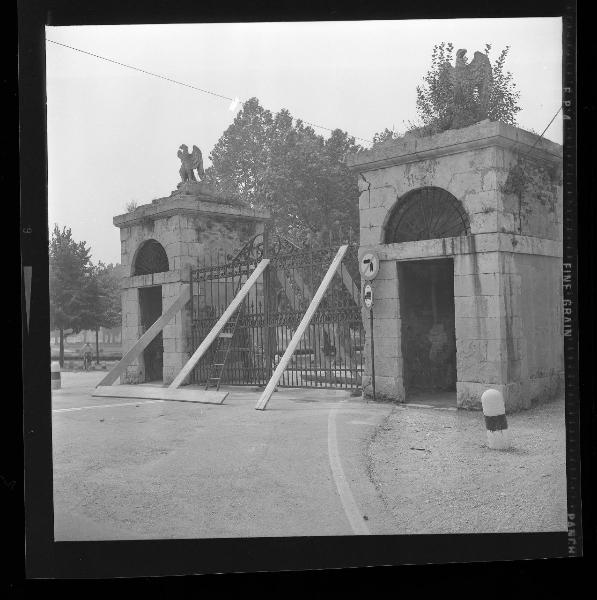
[132,239,169,276]
[384,187,470,244]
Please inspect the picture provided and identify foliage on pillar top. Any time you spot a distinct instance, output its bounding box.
[373,43,521,145]
[415,43,521,135]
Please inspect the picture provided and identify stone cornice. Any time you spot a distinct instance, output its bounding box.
[347,121,562,173]
[121,269,189,289]
[359,233,562,261]
[114,195,271,228]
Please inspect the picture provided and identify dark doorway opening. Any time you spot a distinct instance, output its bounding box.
[133,239,169,276]
[139,286,163,382]
[398,259,457,405]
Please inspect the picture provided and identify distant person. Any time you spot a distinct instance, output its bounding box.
[81,342,93,370]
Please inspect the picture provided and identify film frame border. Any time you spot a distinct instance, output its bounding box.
[19,0,583,579]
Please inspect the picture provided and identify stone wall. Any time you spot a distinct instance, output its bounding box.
[114,190,270,384]
[118,199,263,277]
[354,121,562,248]
[513,253,564,405]
[360,260,404,400]
[350,121,563,411]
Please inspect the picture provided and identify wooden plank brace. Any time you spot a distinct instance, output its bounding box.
[255,245,349,410]
[169,259,270,389]
[96,284,191,387]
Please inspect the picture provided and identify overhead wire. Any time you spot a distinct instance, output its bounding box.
[46,39,563,152]
[46,38,374,144]
[523,105,562,156]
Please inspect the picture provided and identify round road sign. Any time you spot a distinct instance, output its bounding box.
[360,252,380,280]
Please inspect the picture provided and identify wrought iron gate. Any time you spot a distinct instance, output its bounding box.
[189,233,364,389]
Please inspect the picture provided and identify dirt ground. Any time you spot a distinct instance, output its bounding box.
[367,396,568,534]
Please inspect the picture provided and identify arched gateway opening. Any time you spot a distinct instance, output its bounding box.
[384,186,470,244]
[133,240,169,382]
[386,188,469,403]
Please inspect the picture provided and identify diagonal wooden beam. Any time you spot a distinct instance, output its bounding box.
[255,245,349,411]
[276,267,354,359]
[275,255,360,359]
[276,259,359,306]
[169,259,270,389]
[339,267,360,306]
[97,285,191,387]
[92,385,227,404]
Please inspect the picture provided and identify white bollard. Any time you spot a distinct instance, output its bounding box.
[51,361,62,390]
[481,388,510,450]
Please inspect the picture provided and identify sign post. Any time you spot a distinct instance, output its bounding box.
[363,282,375,403]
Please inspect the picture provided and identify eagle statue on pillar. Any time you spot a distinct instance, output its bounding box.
[177,144,205,184]
[448,49,493,129]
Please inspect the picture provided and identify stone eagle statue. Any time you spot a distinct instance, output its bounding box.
[447,49,493,128]
[177,144,205,183]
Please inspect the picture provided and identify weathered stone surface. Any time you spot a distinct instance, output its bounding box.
[371,354,403,378]
[457,360,506,384]
[362,374,405,402]
[527,372,564,405]
[115,190,270,384]
[461,189,499,215]
[455,295,503,318]
[469,210,499,234]
[454,273,500,297]
[456,338,488,362]
[347,121,562,173]
[457,381,523,411]
[352,121,562,412]
[359,225,381,247]
[375,260,399,281]
[371,297,400,318]
[375,336,402,360]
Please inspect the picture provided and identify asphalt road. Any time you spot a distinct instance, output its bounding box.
[52,372,398,540]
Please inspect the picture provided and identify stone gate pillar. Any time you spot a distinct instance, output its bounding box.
[114,182,270,384]
[347,121,563,411]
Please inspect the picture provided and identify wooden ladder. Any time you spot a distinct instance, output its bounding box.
[204,276,247,391]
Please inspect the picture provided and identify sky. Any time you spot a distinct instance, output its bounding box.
[45,18,563,265]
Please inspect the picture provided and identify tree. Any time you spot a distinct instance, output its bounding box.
[78,262,122,363]
[206,98,361,243]
[414,42,521,136]
[49,225,93,366]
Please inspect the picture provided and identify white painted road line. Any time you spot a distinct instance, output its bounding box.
[52,399,166,413]
[327,402,371,535]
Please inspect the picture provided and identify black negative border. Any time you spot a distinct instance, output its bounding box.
[19,0,582,581]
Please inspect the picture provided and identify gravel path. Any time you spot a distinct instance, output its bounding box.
[367,397,567,534]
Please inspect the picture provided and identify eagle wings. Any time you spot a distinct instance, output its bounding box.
[447,49,493,128]
[189,145,205,179]
[178,144,205,182]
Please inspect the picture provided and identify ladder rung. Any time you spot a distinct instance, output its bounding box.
[213,363,225,367]
[219,332,234,338]
[208,377,221,381]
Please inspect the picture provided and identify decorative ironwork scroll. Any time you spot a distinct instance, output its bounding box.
[385,187,470,244]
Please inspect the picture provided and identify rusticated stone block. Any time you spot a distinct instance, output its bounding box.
[456,338,488,363]
[469,210,499,234]
[457,360,506,384]
[362,374,405,402]
[454,252,500,276]
[454,273,500,296]
[372,297,400,319]
[455,316,501,340]
[454,295,502,318]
